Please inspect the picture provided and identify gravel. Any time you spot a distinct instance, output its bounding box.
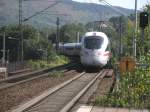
[0,70,81,112]
[69,70,115,112]
[88,74,115,104]
[0,74,5,80]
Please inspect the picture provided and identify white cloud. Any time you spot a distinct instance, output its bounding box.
[72,0,148,10]
[72,0,102,4]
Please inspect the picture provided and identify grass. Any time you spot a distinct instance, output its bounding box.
[27,55,69,70]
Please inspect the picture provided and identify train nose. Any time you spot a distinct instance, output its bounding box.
[81,50,108,67]
[92,57,104,66]
[92,53,108,66]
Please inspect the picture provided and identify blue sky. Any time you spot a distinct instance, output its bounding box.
[72,0,149,10]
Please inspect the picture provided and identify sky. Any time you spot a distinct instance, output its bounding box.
[72,0,149,10]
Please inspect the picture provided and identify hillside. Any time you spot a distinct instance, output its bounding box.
[0,0,134,28]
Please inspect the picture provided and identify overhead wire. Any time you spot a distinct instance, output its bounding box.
[101,0,127,16]
[86,0,102,31]
[23,0,62,21]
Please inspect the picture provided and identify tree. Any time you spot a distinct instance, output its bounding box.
[0,24,55,61]
[59,23,86,43]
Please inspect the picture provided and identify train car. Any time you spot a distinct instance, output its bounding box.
[59,43,81,56]
[80,31,111,67]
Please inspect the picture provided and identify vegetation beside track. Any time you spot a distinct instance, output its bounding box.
[94,52,150,109]
[94,68,150,108]
[27,55,69,70]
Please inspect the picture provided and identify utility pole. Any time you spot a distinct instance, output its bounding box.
[19,0,23,62]
[119,16,122,58]
[2,32,6,65]
[56,17,60,51]
[77,32,80,43]
[133,0,137,58]
[7,50,9,63]
[139,12,148,54]
[19,0,22,26]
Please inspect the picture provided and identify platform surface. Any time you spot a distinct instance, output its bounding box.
[76,106,149,112]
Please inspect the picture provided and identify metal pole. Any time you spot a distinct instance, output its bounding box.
[133,0,137,57]
[19,0,22,26]
[2,32,6,65]
[56,17,59,51]
[141,28,144,54]
[19,0,23,62]
[7,50,9,63]
[21,27,24,62]
[119,16,122,58]
[141,28,144,44]
[77,32,80,43]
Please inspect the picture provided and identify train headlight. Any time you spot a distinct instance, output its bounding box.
[97,52,102,56]
[103,52,111,57]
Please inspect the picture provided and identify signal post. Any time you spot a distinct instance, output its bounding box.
[140,12,148,43]
[139,12,148,54]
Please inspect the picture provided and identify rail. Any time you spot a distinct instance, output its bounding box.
[0,62,78,90]
[10,69,110,112]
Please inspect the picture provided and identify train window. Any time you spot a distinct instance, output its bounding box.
[75,45,81,50]
[65,47,74,50]
[84,36,104,49]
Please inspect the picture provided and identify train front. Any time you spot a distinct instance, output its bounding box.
[80,32,110,67]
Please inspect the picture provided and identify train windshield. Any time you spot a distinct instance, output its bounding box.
[84,36,104,49]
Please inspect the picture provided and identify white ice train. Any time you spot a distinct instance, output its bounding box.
[81,32,111,67]
[59,31,111,67]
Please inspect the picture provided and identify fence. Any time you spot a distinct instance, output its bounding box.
[0,61,28,72]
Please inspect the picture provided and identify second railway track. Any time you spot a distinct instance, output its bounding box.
[11,69,111,112]
[0,63,80,91]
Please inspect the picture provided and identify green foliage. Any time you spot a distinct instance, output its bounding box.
[94,67,150,108]
[59,23,86,43]
[108,16,132,59]
[136,4,150,57]
[137,51,150,65]
[28,60,44,69]
[109,16,128,34]
[123,19,134,56]
[108,5,150,58]
[0,24,58,61]
[50,55,69,64]
[94,51,150,108]
[27,55,69,70]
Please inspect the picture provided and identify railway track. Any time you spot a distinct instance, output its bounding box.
[11,69,111,112]
[8,68,32,76]
[0,63,80,91]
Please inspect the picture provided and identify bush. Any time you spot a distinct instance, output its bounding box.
[27,55,69,70]
[94,68,150,109]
